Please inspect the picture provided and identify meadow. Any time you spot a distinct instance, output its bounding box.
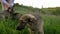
[0,3,60,34]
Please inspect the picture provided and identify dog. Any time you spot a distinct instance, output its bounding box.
[16,14,44,34]
[0,7,12,20]
[2,7,21,19]
[0,7,14,19]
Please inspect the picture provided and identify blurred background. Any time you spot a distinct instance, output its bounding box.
[0,0,60,34]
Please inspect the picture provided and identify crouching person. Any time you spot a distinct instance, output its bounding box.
[0,0,15,19]
[1,0,14,11]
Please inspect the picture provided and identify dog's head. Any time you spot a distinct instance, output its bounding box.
[16,14,37,30]
[7,7,14,14]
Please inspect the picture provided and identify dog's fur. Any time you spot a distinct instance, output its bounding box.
[16,14,44,34]
[0,7,22,20]
[5,7,22,20]
[0,7,15,20]
[0,7,14,19]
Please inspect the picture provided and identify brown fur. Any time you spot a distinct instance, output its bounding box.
[16,14,44,34]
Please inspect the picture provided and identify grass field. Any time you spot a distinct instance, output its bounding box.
[0,4,60,34]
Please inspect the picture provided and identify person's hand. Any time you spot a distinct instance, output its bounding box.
[6,3,10,7]
[5,2,10,8]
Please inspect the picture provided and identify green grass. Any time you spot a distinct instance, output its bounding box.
[0,15,60,34]
[42,15,60,34]
[0,19,29,34]
[0,4,60,34]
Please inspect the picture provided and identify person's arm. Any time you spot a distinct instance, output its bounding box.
[10,0,14,7]
[2,0,10,7]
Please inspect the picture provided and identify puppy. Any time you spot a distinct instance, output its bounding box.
[16,14,44,34]
[2,7,14,19]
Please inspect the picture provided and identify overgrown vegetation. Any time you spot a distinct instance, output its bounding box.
[0,3,60,34]
[41,7,60,15]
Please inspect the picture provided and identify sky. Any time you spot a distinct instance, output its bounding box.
[14,0,60,8]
